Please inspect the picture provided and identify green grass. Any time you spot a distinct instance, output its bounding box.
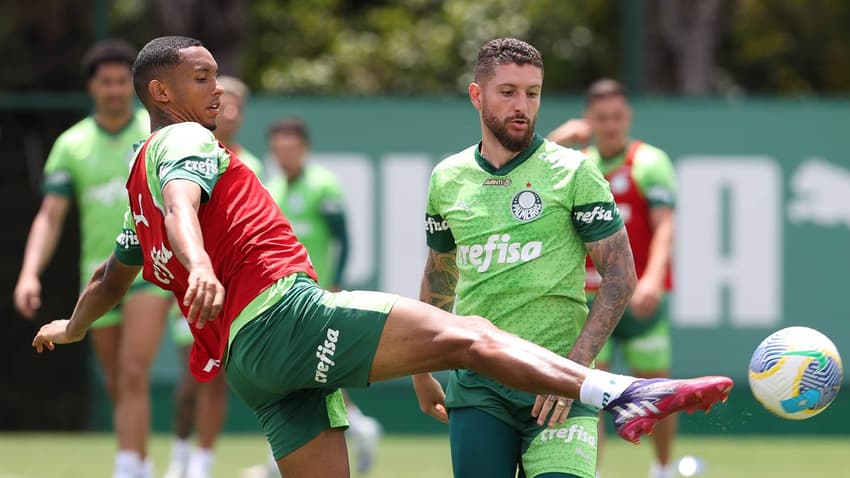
[0,433,847,477]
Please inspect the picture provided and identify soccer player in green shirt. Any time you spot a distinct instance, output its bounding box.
[413,38,644,478]
[13,40,172,478]
[266,119,349,291]
[548,79,678,478]
[164,75,264,478]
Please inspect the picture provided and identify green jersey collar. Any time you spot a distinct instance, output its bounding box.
[474,134,544,176]
[92,113,137,137]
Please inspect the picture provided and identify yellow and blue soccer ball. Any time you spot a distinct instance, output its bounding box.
[748,326,843,420]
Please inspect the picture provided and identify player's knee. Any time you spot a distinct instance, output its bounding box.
[117,360,151,393]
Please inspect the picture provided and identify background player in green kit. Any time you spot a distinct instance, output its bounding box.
[548,79,678,478]
[263,118,383,475]
[13,40,172,478]
[164,75,264,478]
[413,38,639,478]
[266,119,349,291]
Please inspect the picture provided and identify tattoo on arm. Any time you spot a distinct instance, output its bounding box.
[419,248,459,313]
[571,228,637,365]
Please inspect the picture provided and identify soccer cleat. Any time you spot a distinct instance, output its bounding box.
[603,376,733,444]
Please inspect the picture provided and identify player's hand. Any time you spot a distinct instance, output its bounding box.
[547,119,592,146]
[532,394,573,427]
[630,278,663,319]
[32,319,85,353]
[183,266,225,329]
[412,374,448,423]
[14,274,42,319]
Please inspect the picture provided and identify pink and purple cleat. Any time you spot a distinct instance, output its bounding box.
[603,376,734,444]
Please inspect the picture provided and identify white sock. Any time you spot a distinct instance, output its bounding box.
[579,369,637,409]
[187,447,214,478]
[113,450,143,478]
[141,457,154,478]
[170,438,190,465]
[650,462,674,478]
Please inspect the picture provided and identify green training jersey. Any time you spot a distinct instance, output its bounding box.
[584,141,676,209]
[425,135,624,355]
[267,163,346,288]
[42,109,149,284]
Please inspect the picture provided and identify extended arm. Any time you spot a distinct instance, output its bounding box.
[32,254,140,351]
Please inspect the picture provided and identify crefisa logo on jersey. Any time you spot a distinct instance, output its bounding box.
[511,190,543,222]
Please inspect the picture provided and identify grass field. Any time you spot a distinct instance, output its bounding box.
[0,433,848,477]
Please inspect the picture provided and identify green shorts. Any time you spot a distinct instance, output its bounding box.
[225,274,397,459]
[446,370,598,478]
[89,279,172,329]
[594,295,671,372]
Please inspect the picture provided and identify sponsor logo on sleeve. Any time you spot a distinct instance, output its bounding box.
[115,229,139,249]
[183,157,219,178]
[573,205,617,224]
[425,215,450,234]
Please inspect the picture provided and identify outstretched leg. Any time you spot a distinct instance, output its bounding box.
[369,297,731,445]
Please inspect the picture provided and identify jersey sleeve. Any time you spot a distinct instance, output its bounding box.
[114,206,143,266]
[41,134,74,197]
[633,146,677,208]
[424,168,456,252]
[155,123,230,201]
[571,158,625,242]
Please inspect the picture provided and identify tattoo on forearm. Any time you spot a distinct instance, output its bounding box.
[571,229,637,365]
[420,249,459,312]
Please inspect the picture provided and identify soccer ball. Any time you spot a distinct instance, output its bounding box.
[748,326,843,420]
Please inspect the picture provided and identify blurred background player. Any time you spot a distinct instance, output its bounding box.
[547,78,678,478]
[164,75,264,478]
[263,118,382,474]
[413,38,637,478]
[12,39,172,478]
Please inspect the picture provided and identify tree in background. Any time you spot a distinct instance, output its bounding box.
[2,0,850,95]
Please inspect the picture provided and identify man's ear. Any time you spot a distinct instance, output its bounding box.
[469,82,482,112]
[148,79,169,104]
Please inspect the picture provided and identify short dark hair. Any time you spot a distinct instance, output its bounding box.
[474,38,543,82]
[267,118,310,144]
[132,36,204,104]
[585,78,627,105]
[81,39,137,80]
